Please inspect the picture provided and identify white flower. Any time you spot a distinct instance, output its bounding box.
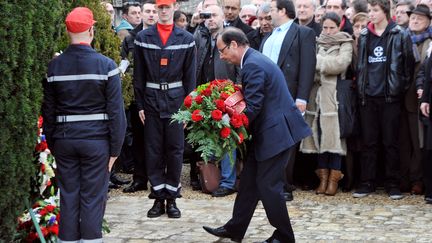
[221,114,230,126]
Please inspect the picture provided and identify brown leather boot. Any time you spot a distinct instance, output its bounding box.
[315,169,329,194]
[325,170,344,196]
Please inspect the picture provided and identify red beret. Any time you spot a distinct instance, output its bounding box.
[65,7,96,33]
[156,0,176,6]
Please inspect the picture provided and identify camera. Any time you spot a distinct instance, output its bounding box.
[199,12,212,19]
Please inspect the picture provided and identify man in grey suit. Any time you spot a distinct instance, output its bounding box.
[203,27,311,243]
[261,0,317,201]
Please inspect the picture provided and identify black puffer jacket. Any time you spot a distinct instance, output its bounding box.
[356,24,415,104]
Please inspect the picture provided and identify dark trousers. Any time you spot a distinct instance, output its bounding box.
[399,107,422,185]
[144,114,183,199]
[224,147,296,243]
[359,97,401,186]
[284,144,298,192]
[54,139,109,241]
[130,103,148,183]
[317,152,342,170]
[424,149,432,197]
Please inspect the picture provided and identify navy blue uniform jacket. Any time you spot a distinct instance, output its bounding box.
[42,45,127,157]
[133,25,196,118]
[241,48,312,161]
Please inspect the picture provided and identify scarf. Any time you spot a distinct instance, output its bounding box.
[408,26,432,62]
[317,32,353,49]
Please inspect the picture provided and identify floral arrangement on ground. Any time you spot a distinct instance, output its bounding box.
[172,79,250,163]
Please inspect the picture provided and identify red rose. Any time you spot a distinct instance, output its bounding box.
[234,85,241,91]
[214,99,226,112]
[57,213,60,222]
[26,232,38,242]
[40,226,49,236]
[41,164,46,173]
[184,95,193,108]
[230,113,243,128]
[195,95,203,104]
[202,87,212,96]
[241,113,249,127]
[211,110,223,121]
[49,224,59,235]
[238,133,244,144]
[191,110,203,122]
[45,205,55,213]
[38,116,43,128]
[220,127,231,138]
[39,208,48,217]
[47,180,52,186]
[220,92,230,100]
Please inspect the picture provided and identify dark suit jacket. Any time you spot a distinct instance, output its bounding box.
[229,17,254,35]
[260,22,316,102]
[241,48,312,161]
[294,17,322,37]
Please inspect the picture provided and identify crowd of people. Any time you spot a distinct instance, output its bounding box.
[102,0,432,205]
[43,0,432,241]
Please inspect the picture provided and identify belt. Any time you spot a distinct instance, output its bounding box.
[146,81,182,90]
[56,113,109,123]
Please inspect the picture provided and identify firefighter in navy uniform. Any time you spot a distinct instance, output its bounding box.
[41,7,126,242]
[133,0,196,218]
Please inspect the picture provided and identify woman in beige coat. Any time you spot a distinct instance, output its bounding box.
[300,12,353,196]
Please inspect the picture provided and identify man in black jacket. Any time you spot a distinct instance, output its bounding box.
[294,0,322,36]
[223,0,254,34]
[120,1,158,194]
[261,0,316,201]
[247,2,274,50]
[326,0,353,34]
[352,0,414,200]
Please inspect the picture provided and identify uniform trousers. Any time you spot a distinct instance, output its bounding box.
[144,114,183,199]
[55,139,109,242]
[224,146,296,242]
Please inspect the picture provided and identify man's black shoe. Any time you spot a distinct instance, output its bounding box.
[283,191,293,201]
[108,181,120,189]
[110,173,131,185]
[425,196,432,204]
[147,199,165,218]
[191,180,202,191]
[212,187,235,197]
[202,226,242,242]
[166,199,181,218]
[123,181,148,193]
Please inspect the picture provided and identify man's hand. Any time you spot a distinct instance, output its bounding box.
[420,102,430,117]
[417,89,424,99]
[108,157,118,172]
[139,110,145,125]
[295,101,307,114]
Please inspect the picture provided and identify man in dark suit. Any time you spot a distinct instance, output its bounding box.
[261,0,316,201]
[203,27,311,243]
[223,0,254,34]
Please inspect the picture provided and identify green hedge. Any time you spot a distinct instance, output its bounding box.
[0,0,63,240]
[0,0,123,240]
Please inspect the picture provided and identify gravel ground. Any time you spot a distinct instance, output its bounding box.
[109,164,426,206]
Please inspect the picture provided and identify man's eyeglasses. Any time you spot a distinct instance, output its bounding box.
[218,44,230,54]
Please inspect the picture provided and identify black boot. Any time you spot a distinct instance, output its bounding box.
[147,199,165,218]
[166,199,181,218]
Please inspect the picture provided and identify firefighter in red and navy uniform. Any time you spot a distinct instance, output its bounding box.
[41,7,126,242]
[133,0,196,218]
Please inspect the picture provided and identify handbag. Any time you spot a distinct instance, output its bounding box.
[196,161,220,194]
[336,76,359,138]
